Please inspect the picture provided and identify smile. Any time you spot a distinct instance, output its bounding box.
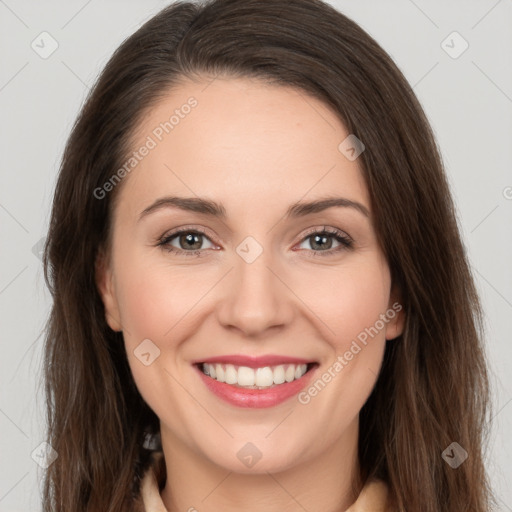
[193,355,318,408]
[199,362,309,389]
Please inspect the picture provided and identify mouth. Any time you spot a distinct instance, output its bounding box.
[196,362,316,389]
[193,357,319,408]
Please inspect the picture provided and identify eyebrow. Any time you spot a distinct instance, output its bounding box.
[138,195,370,221]
[286,197,369,218]
[139,196,227,220]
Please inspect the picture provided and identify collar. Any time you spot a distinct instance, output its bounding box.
[138,451,391,512]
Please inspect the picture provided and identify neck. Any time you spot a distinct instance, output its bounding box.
[160,419,361,512]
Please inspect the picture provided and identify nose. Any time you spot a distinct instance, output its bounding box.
[215,248,294,337]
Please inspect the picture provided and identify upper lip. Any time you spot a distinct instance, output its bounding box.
[193,354,315,368]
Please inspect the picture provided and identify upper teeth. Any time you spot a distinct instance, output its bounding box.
[201,363,308,389]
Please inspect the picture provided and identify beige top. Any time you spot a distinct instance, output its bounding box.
[136,452,392,512]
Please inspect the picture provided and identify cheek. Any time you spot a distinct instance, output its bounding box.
[291,258,391,439]
[111,244,240,386]
[114,254,215,344]
[294,255,392,349]
[113,257,204,422]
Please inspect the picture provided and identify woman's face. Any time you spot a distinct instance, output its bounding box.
[97,76,404,475]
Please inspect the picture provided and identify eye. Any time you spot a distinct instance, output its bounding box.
[157,228,217,256]
[156,226,353,258]
[296,227,353,256]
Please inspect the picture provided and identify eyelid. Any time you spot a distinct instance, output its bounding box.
[296,225,352,243]
[291,225,353,254]
[157,225,219,245]
[155,226,221,258]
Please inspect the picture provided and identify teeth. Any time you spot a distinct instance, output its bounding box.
[255,367,273,387]
[273,365,285,384]
[285,365,295,382]
[201,363,308,389]
[225,365,237,384]
[238,366,255,386]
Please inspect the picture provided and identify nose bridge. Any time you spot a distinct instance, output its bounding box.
[216,238,293,335]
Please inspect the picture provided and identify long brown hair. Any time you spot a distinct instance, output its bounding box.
[42,0,494,510]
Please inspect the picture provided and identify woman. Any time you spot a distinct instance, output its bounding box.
[42,0,493,510]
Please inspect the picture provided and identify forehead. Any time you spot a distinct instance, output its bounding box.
[118,76,370,220]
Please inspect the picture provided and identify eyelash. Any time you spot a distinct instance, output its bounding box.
[299,226,353,256]
[156,226,353,258]
[157,226,213,258]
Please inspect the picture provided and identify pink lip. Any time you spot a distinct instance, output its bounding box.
[193,354,313,368]
[193,362,318,409]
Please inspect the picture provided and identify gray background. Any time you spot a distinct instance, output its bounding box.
[0,0,511,510]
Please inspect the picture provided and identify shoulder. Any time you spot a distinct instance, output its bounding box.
[135,451,167,512]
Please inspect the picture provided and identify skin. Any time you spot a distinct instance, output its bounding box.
[97,76,404,512]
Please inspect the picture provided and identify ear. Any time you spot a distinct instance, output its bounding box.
[95,249,123,332]
[384,285,405,341]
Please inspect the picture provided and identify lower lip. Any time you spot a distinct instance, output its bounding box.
[195,365,317,408]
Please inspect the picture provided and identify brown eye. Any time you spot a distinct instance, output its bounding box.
[176,232,204,250]
[309,233,334,251]
[159,229,216,254]
[297,228,353,255]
